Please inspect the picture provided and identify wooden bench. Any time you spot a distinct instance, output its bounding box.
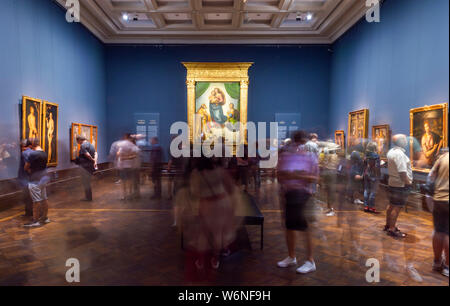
[181,191,264,250]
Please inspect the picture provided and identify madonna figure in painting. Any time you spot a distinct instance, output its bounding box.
[209,88,228,125]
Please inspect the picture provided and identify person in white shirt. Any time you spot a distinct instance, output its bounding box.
[385,134,413,238]
[116,134,140,200]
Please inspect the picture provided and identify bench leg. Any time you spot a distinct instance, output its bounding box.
[260,223,264,250]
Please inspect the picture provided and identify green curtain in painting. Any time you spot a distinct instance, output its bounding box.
[195,82,210,98]
[224,83,240,100]
[195,82,241,100]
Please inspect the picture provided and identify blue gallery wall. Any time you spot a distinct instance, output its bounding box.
[329,0,449,137]
[0,0,106,180]
[105,45,332,157]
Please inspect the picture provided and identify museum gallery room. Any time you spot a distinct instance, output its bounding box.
[0,0,448,288]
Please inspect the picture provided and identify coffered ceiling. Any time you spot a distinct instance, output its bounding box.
[55,0,370,44]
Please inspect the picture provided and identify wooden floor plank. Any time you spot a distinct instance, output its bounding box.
[0,175,448,286]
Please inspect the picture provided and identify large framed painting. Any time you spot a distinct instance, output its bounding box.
[348,109,369,151]
[372,124,390,159]
[42,101,58,166]
[183,62,252,150]
[70,123,98,161]
[22,96,42,142]
[410,103,448,172]
[334,130,345,152]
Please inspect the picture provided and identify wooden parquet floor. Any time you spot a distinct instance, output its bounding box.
[0,175,448,286]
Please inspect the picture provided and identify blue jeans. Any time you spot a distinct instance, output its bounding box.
[364,178,379,208]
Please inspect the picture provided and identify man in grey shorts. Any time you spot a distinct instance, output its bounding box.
[385,134,413,238]
[24,138,51,227]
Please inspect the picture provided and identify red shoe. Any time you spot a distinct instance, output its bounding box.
[364,206,370,212]
[369,207,378,214]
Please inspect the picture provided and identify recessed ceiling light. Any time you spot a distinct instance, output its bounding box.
[307,13,313,20]
[122,13,129,21]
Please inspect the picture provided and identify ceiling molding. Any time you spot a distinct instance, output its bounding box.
[54,0,368,45]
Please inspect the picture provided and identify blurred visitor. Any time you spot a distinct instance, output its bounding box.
[236,145,249,192]
[23,138,50,227]
[18,139,33,217]
[75,135,97,201]
[320,146,339,217]
[305,133,319,157]
[363,142,381,213]
[428,150,449,278]
[150,137,163,199]
[277,130,319,274]
[347,151,364,205]
[116,134,140,200]
[186,155,240,272]
[385,134,412,238]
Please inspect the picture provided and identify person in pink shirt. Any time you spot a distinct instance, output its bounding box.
[276,130,319,274]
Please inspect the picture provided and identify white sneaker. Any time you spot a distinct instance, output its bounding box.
[326,209,335,217]
[354,199,364,205]
[277,256,297,268]
[442,267,449,278]
[23,221,41,228]
[406,264,423,282]
[296,261,316,274]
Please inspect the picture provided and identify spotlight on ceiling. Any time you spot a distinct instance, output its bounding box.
[122,13,129,21]
[307,13,313,20]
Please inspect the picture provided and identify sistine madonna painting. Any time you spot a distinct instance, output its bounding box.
[194,82,241,142]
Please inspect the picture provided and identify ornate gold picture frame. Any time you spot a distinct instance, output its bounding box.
[410,103,448,172]
[334,130,345,152]
[42,101,59,167]
[183,62,252,146]
[347,109,369,150]
[22,96,42,143]
[372,124,390,160]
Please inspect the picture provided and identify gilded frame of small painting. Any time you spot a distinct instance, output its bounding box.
[409,103,448,173]
[372,124,390,160]
[71,123,98,161]
[347,109,369,150]
[334,130,345,152]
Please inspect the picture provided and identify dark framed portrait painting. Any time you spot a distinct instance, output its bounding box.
[22,96,42,142]
[42,101,58,166]
[347,109,369,151]
[372,124,390,159]
[334,130,345,152]
[410,103,448,172]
